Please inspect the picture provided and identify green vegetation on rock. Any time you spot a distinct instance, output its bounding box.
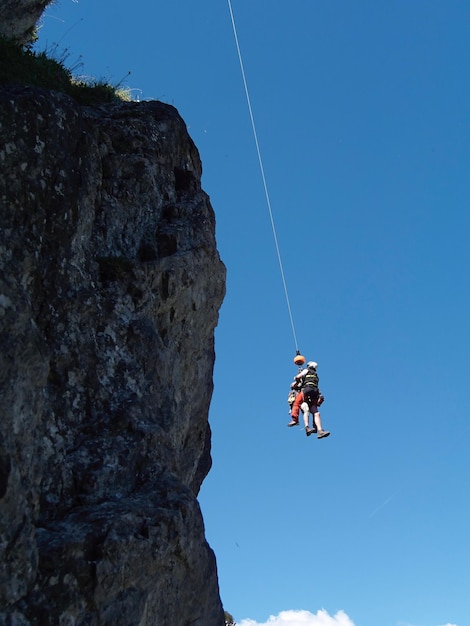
[0,36,131,105]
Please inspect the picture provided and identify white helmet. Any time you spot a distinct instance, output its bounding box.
[307,361,318,369]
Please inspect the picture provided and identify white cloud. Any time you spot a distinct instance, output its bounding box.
[437,624,459,626]
[237,609,355,626]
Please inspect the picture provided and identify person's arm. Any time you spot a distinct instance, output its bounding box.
[295,368,308,383]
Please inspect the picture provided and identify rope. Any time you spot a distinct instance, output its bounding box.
[227,0,300,353]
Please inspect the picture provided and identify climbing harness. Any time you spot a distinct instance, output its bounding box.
[227,0,301,365]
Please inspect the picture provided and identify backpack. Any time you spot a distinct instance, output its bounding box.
[287,390,297,407]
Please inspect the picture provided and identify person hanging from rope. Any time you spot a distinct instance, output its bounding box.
[287,361,330,439]
[287,352,305,416]
[288,360,318,425]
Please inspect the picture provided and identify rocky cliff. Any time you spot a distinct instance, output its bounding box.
[0,83,226,625]
[0,0,51,45]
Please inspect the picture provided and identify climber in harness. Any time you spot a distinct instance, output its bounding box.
[288,361,330,439]
[287,352,306,415]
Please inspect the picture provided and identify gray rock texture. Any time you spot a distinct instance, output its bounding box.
[0,0,52,44]
[0,85,226,625]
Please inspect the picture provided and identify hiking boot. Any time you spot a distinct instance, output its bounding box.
[288,420,299,427]
[317,430,330,439]
[306,427,315,437]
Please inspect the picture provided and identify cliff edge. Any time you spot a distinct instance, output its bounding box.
[0,83,226,624]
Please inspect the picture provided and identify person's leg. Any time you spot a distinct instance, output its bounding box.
[301,402,310,429]
[288,392,303,426]
[304,391,321,434]
[301,401,317,436]
[308,402,318,432]
[313,411,330,438]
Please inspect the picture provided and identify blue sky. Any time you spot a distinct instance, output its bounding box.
[34,2,469,625]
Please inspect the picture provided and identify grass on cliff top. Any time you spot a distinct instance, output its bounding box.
[0,36,132,105]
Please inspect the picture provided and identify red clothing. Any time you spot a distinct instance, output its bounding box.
[291,390,320,419]
[290,392,305,420]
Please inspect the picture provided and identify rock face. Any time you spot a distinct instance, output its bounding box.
[0,0,52,44]
[0,85,226,625]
